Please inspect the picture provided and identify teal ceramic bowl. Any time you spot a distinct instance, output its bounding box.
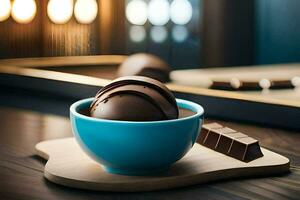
[70,98,204,175]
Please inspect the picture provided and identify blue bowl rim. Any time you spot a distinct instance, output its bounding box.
[70,98,204,124]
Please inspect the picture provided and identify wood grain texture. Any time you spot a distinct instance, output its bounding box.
[35,138,289,192]
[0,0,102,58]
[0,103,299,199]
[40,0,99,57]
[0,0,42,58]
[0,0,128,58]
[98,0,126,54]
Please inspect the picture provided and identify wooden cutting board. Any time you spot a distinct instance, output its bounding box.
[35,138,290,192]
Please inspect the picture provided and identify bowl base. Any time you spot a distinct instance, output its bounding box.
[103,166,170,176]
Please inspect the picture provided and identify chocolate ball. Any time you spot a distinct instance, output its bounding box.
[90,76,178,121]
[117,53,171,83]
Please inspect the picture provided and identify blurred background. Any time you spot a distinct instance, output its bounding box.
[0,0,300,69]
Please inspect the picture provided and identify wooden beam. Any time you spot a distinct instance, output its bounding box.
[98,0,126,54]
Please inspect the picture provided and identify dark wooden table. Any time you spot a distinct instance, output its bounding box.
[0,88,299,200]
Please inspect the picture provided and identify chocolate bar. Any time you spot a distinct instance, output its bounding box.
[259,79,294,89]
[269,80,294,89]
[198,123,263,162]
[211,78,294,91]
[210,79,261,91]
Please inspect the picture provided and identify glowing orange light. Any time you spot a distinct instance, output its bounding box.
[47,0,73,24]
[0,0,11,22]
[74,0,98,24]
[11,0,37,24]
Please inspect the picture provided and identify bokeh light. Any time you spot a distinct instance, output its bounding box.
[150,26,167,43]
[172,25,188,42]
[126,0,147,25]
[129,25,146,43]
[148,0,169,26]
[11,0,37,24]
[47,0,73,24]
[0,0,11,22]
[74,0,98,24]
[170,0,192,25]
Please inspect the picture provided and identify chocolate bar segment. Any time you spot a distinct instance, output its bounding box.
[197,123,223,144]
[215,132,247,154]
[203,130,221,149]
[211,80,261,91]
[203,127,237,149]
[229,137,263,162]
[199,123,264,162]
[269,80,293,89]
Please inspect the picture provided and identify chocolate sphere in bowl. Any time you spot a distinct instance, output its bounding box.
[117,53,171,83]
[90,76,178,121]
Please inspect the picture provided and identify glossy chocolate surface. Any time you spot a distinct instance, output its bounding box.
[90,76,178,121]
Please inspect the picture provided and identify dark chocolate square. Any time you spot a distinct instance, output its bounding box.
[242,138,264,162]
[244,143,263,162]
[199,123,223,144]
[203,131,221,149]
[216,132,247,154]
[228,137,263,162]
[198,128,209,144]
[215,135,232,154]
[228,140,247,160]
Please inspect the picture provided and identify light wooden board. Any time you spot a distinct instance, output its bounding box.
[35,138,290,192]
[171,64,300,102]
[171,64,300,86]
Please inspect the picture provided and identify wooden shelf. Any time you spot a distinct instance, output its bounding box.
[0,56,299,130]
